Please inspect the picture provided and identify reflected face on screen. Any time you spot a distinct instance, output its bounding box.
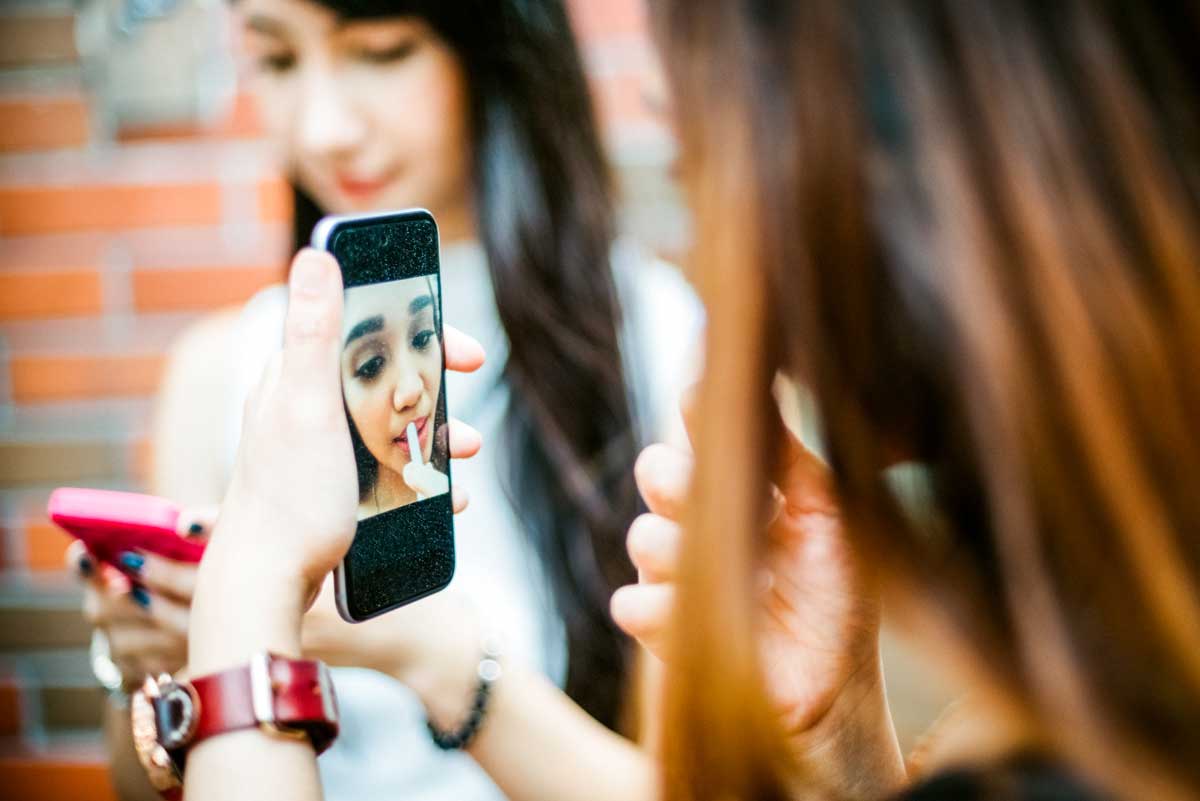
[341,276,444,514]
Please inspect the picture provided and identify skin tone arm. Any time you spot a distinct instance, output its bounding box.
[95,314,235,801]
[301,585,658,801]
[185,250,485,801]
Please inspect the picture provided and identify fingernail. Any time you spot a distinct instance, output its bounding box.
[130,586,151,609]
[291,250,327,293]
[77,554,94,578]
[120,552,145,575]
[187,522,205,537]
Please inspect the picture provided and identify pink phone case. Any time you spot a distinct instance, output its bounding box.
[48,488,205,568]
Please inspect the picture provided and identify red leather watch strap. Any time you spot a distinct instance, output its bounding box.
[186,656,339,754]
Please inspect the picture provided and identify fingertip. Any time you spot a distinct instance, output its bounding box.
[609,584,637,629]
[452,487,470,514]
[448,419,482,459]
[444,325,485,373]
[610,584,663,639]
[290,248,340,290]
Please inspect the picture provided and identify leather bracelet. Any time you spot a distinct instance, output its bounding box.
[426,643,502,750]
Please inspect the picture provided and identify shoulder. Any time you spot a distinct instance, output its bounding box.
[609,241,704,442]
[163,283,287,384]
[611,240,704,337]
[162,308,241,386]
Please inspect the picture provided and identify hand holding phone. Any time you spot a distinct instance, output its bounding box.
[312,209,458,622]
[49,488,205,571]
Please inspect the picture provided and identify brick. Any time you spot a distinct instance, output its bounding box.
[566,0,647,39]
[0,184,223,235]
[41,686,104,730]
[8,355,166,403]
[0,442,123,486]
[258,177,292,222]
[0,13,78,68]
[0,681,18,737]
[132,264,278,312]
[0,758,116,801]
[0,96,90,153]
[25,518,71,573]
[130,436,153,488]
[592,72,658,132]
[118,92,263,143]
[0,270,103,320]
[0,607,90,650]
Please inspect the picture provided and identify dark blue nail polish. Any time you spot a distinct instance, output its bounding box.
[187,522,204,537]
[77,554,94,577]
[130,586,151,609]
[120,552,145,575]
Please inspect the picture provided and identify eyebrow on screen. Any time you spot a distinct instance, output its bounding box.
[409,295,433,315]
[245,14,403,38]
[344,315,384,348]
[245,15,289,38]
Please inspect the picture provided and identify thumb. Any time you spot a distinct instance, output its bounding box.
[281,248,343,401]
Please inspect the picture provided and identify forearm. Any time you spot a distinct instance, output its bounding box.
[185,542,321,801]
[408,663,657,801]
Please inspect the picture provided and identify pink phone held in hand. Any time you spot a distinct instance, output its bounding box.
[48,488,205,569]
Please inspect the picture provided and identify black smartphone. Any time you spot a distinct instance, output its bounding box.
[311,209,454,623]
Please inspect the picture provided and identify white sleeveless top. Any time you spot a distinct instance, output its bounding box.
[225,241,702,801]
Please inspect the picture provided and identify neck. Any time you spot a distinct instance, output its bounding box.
[363,465,418,516]
[432,199,476,246]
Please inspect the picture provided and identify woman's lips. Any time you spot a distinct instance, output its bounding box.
[393,416,429,457]
[335,173,392,201]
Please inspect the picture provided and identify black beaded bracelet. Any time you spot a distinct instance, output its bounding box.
[426,650,502,750]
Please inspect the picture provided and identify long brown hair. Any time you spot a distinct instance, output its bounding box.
[652,1,1200,799]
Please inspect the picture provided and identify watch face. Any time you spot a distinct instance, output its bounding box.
[131,677,184,793]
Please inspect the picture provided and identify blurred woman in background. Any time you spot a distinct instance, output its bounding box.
[74,1,697,799]
[611,2,1200,800]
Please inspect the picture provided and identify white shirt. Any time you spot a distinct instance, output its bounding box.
[225,241,702,801]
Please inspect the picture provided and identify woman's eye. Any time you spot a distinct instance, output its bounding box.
[258,51,297,73]
[411,330,435,351]
[354,40,417,65]
[354,354,386,380]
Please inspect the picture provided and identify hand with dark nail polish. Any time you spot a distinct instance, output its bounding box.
[120,552,145,576]
[130,586,151,609]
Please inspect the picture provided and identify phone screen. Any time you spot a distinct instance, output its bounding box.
[317,210,454,621]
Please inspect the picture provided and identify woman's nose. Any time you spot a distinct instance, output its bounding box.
[392,369,422,412]
[296,68,367,160]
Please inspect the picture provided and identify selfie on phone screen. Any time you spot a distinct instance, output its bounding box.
[341,275,449,519]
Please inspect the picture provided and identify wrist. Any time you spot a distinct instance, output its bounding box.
[786,655,906,800]
[396,637,481,731]
[189,535,306,677]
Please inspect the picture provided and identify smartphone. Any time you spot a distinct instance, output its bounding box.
[48,488,205,570]
[312,209,455,623]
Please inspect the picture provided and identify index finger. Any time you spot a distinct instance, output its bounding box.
[444,325,485,374]
[175,506,218,540]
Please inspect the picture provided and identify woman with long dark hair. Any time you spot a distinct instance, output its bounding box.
[74,1,698,799]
